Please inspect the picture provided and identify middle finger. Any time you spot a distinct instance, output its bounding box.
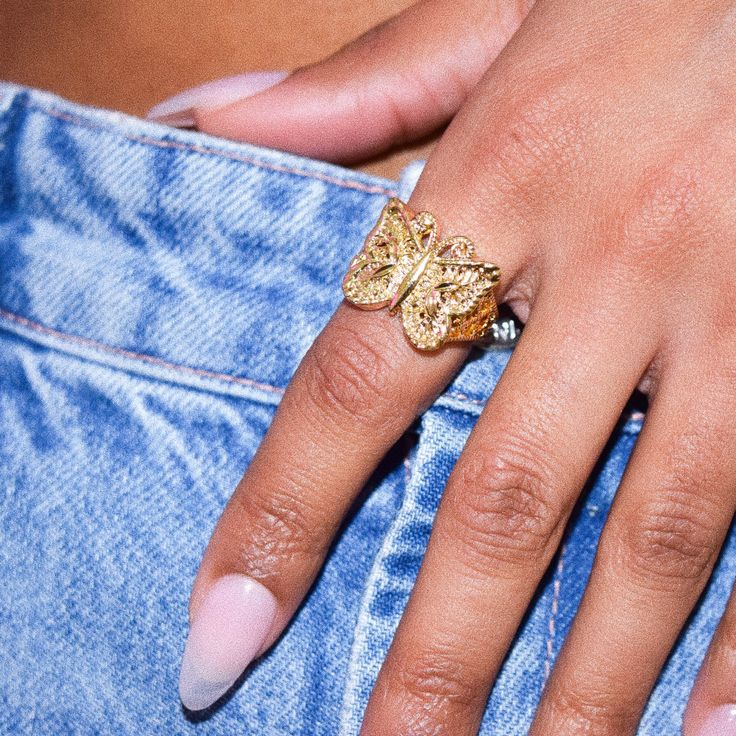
[360,276,658,735]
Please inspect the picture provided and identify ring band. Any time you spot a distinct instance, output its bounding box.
[342,197,501,350]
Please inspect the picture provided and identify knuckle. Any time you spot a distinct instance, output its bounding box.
[613,154,716,269]
[232,479,329,579]
[541,682,639,735]
[627,170,698,249]
[391,646,485,715]
[605,493,721,589]
[301,316,400,427]
[471,78,591,205]
[445,443,566,569]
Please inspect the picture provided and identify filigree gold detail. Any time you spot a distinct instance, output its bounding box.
[342,198,501,350]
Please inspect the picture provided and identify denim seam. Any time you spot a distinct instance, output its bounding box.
[0,306,648,427]
[14,100,399,197]
[337,445,414,735]
[543,543,567,684]
[1,307,552,417]
[0,307,285,406]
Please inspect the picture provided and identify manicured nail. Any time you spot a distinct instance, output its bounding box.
[147,71,289,127]
[699,704,736,735]
[178,574,277,711]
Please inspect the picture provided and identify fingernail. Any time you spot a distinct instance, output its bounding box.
[147,70,289,127]
[699,704,736,735]
[178,574,277,711]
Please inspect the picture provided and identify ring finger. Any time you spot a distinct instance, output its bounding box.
[531,345,736,734]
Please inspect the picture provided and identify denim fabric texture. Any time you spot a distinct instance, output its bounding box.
[0,83,733,735]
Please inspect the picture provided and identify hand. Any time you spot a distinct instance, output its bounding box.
[164,0,736,732]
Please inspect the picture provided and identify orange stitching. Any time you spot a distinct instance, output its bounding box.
[0,304,650,421]
[0,306,485,407]
[31,104,398,197]
[0,307,285,396]
[543,543,566,684]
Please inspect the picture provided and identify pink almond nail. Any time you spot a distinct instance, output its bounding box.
[146,70,289,127]
[178,574,277,711]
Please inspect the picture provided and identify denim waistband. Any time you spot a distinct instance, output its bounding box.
[0,83,641,421]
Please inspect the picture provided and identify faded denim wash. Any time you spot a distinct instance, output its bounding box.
[0,83,733,735]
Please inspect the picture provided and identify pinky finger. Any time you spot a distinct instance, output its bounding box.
[684,583,736,735]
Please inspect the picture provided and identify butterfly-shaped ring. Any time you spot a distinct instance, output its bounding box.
[342,197,502,350]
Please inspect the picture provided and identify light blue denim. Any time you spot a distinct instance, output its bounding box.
[0,83,734,735]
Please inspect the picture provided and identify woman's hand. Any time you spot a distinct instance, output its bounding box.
[156,0,736,732]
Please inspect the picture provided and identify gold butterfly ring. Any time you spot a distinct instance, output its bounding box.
[342,197,502,351]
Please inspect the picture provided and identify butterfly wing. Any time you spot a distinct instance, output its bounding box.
[342,198,429,308]
[400,251,500,350]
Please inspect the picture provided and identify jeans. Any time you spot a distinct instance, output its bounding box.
[0,82,733,735]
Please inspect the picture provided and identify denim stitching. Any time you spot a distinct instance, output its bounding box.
[0,306,648,426]
[0,307,285,396]
[445,390,485,406]
[543,543,567,684]
[0,306,490,411]
[0,87,397,194]
[24,102,399,197]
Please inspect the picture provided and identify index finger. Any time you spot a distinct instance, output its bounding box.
[178,300,463,710]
